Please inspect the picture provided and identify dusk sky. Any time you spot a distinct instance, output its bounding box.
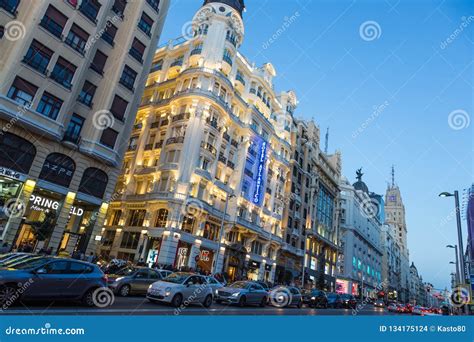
[160,0,473,290]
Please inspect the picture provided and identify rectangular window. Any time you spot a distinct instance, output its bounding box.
[128,209,146,226]
[119,65,137,91]
[7,77,38,106]
[138,12,153,37]
[100,128,118,149]
[40,5,68,38]
[79,0,101,23]
[146,0,160,12]
[112,0,126,17]
[90,49,107,74]
[77,80,96,107]
[1,0,20,15]
[150,59,163,72]
[64,113,84,144]
[111,210,122,225]
[110,95,128,121]
[37,92,63,119]
[50,57,76,89]
[23,40,53,74]
[129,38,146,63]
[102,21,117,46]
[102,230,116,247]
[120,231,140,249]
[65,24,89,55]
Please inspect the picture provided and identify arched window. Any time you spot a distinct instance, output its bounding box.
[78,167,108,199]
[39,153,75,187]
[155,208,168,227]
[0,132,36,173]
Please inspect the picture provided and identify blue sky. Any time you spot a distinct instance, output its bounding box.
[160,0,473,290]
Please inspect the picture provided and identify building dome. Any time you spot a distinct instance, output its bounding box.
[203,0,245,17]
[352,168,369,194]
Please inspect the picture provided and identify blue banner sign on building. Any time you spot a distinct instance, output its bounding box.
[243,135,268,207]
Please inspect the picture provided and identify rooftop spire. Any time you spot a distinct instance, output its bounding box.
[391,165,395,187]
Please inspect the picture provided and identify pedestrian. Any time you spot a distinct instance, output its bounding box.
[86,252,95,263]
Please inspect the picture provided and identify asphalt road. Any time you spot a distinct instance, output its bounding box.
[1,296,395,316]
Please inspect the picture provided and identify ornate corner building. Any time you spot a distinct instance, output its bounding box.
[0,0,169,254]
[101,0,297,282]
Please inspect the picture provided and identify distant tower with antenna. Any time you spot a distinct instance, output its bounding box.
[324,127,329,154]
[391,165,395,188]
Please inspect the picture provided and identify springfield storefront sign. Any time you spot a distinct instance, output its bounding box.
[29,194,84,216]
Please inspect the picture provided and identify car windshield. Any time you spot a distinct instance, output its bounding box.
[327,293,337,298]
[162,273,190,284]
[229,281,248,289]
[10,257,51,270]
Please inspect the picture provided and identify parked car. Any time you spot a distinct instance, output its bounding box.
[108,267,163,296]
[254,281,270,291]
[268,286,303,308]
[215,281,268,307]
[340,293,358,309]
[302,289,328,308]
[373,299,385,308]
[204,276,224,295]
[0,257,106,307]
[155,269,173,279]
[412,305,428,315]
[387,303,402,313]
[147,272,213,308]
[326,293,343,308]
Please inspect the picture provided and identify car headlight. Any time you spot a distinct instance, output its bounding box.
[148,284,153,289]
[231,292,240,297]
[115,277,123,282]
[215,289,219,295]
[311,296,316,300]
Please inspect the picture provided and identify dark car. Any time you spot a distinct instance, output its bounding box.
[0,257,106,307]
[302,289,328,308]
[107,267,163,296]
[327,293,344,308]
[340,294,357,309]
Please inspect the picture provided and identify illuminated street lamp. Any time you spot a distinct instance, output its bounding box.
[446,245,460,284]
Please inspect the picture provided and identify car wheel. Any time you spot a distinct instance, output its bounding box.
[81,288,96,307]
[259,296,266,307]
[297,300,303,308]
[119,284,130,297]
[238,296,246,307]
[171,293,183,308]
[203,295,212,308]
[0,285,18,306]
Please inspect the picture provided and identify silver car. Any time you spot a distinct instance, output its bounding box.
[205,276,224,296]
[108,267,162,296]
[215,281,268,307]
[147,272,213,308]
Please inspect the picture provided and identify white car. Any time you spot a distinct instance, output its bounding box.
[147,272,213,308]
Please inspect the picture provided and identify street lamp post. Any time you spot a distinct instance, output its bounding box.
[439,191,466,283]
[213,192,234,275]
[447,245,460,284]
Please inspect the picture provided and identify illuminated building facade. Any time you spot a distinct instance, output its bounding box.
[0,0,169,254]
[101,0,296,282]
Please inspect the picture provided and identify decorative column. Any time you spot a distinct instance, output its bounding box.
[157,231,180,266]
[214,246,225,273]
[47,191,76,253]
